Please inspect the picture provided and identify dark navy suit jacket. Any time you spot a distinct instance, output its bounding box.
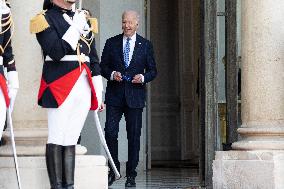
[100,34,157,108]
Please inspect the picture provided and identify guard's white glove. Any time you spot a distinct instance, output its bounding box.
[92,75,104,111]
[7,71,19,112]
[62,11,89,50]
[0,1,10,33]
[0,1,10,14]
[72,11,89,34]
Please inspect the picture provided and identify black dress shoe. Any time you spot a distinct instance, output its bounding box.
[125,176,136,187]
[108,173,116,186]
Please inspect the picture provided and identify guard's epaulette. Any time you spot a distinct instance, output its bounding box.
[30,10,49,34]
[88,17,98,34]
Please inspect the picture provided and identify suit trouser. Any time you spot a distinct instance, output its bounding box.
[105,105,143,177]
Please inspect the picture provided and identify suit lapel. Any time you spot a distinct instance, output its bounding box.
[119,35,124,64]
[115,34,124,67]
[128,35,143,68]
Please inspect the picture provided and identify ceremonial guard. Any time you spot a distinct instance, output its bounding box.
[0,0,19,141]
[30,0,103,188]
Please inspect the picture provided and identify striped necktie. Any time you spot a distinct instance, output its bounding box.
[123,37,131,68]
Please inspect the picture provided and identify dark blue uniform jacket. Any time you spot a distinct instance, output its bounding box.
[35,5,100,109]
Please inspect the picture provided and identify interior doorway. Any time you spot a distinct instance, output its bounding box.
[147,0,200,168]
[145,0,241,187]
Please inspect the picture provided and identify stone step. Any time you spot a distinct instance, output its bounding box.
[2,128,48,146]
[0,128,87,156]
[0,144,87,156]
[0,155,108,189]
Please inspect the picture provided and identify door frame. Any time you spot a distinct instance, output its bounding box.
[145,0,219,188]
[200,0,219,187]
[145,0,152,169]
[178,0,190,161]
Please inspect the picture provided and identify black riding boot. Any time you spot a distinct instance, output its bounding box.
[46,144,64,189]
[62,145,75,189]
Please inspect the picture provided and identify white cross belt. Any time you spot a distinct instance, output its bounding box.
[45,55,90,63]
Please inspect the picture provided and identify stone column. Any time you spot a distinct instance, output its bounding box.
[232,0,284,150]
[213,0,284,188]
[0,1,107,188]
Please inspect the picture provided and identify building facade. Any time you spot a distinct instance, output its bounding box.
[0,0,283,188]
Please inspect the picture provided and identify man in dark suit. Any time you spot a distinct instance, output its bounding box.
[100,10,157,187]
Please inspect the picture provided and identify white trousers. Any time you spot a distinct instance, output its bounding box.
[47,70,91,146]
[0,88,6,142]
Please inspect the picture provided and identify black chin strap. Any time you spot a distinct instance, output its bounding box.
[65,0,76,3]
[43,0,53,10]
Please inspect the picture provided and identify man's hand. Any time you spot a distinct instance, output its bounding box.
[98,103,105,112]
[113,71,123,82]
[132,74,143,83]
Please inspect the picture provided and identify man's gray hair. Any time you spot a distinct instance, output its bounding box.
[122,10,140,23]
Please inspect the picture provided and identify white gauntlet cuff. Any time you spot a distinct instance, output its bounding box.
[62,26,81,50]
[7,71,19,89]
[92,75,104,106]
